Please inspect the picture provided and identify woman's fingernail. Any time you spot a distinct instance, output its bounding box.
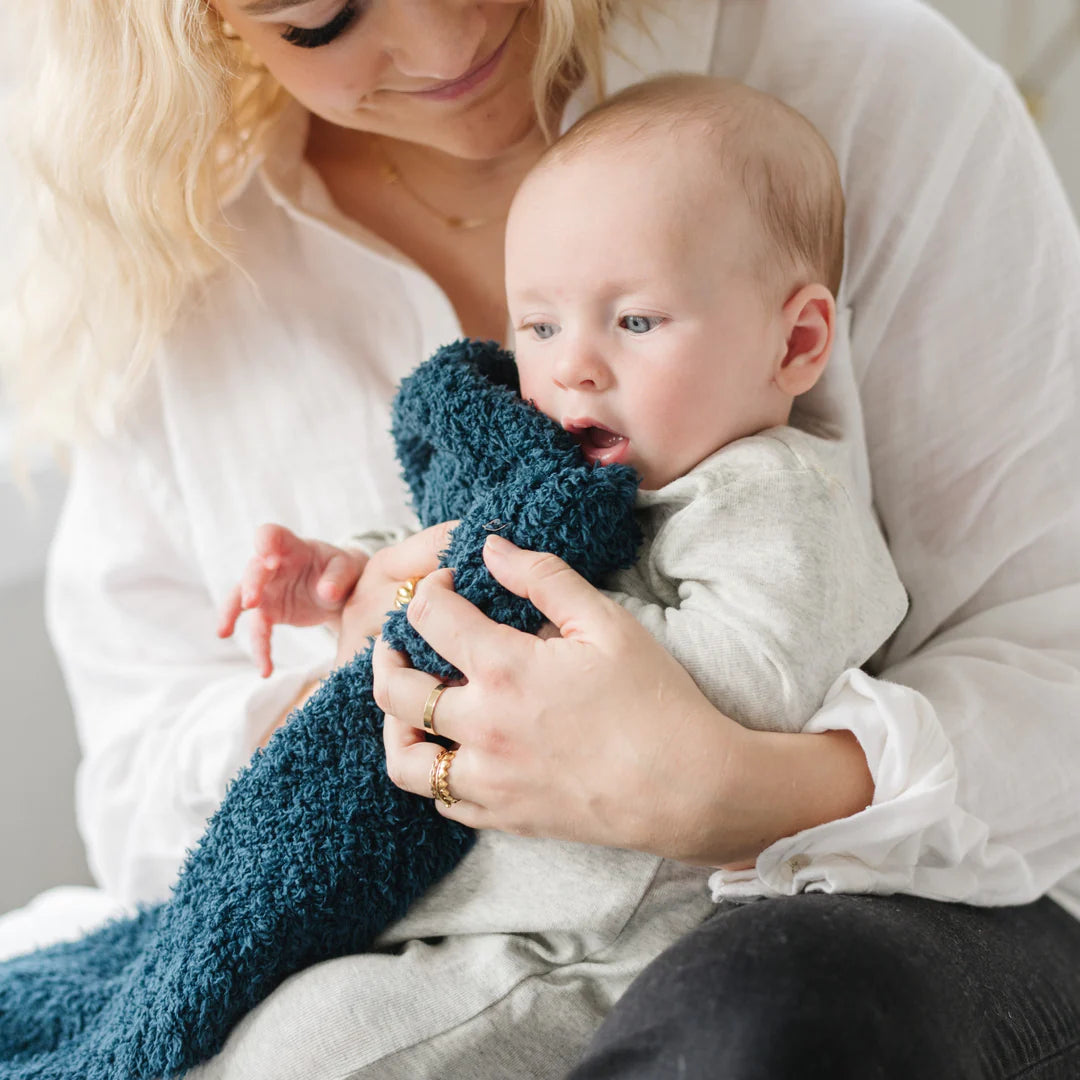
[485,534,511,554]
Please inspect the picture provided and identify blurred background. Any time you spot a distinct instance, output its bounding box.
[1,0,1078,916]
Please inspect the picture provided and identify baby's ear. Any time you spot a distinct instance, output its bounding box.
[773,283,836,397]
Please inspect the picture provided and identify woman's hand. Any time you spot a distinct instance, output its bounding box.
[375,535,875,866]
[333,521,458,668]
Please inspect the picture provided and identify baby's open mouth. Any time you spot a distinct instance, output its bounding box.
[565,421,632,467]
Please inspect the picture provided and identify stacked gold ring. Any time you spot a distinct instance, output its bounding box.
[430,748,459,807]
[394,575,424,609]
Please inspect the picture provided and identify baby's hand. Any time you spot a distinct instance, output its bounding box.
[218,523,367,677]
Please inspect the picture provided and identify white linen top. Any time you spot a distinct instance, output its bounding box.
[44,0,1080,920]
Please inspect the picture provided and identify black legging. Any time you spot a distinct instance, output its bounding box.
[569,893,1080,1079]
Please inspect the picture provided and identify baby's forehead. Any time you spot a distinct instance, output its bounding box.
[513,130,748,258]
[524,127,731,210]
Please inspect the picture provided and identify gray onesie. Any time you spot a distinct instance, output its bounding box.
[263,426,909,1079]
[605,423,908,732]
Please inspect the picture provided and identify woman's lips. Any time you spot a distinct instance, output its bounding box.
[405,16,519,102]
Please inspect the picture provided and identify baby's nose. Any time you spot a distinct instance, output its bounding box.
[554,345,613,391]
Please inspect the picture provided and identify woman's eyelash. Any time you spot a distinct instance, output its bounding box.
[281,1,360,48]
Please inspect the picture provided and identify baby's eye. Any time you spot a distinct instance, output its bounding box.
[619,314,663,334]
[529,322,560,340]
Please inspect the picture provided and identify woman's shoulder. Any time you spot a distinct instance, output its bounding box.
[708,0,1008,148]
[711,0,1002,90]
[703,0,1031,310]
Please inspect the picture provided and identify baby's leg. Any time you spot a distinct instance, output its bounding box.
[0,907,159,1059]
[106,652,471,1076]
[2,651,475,1080]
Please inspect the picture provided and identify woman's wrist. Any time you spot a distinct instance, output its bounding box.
[665,713,874,869]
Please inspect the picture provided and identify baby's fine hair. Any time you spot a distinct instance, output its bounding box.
[544,74,846,299]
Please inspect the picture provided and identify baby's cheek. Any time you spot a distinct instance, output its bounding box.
[516,365,537,400]
[516,369,552,416]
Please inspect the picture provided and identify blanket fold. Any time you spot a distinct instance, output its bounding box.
[0,339,641,1079]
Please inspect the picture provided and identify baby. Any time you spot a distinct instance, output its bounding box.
[221,73,907,739]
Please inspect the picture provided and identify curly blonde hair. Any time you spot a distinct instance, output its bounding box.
[2,0,624,445]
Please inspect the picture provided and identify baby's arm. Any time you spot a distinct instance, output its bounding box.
[218,524,367,678]
[605,445,908,733]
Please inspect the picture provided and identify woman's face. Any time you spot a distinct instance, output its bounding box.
[210,0,543,160]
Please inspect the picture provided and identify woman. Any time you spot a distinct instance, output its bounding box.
[2,0,1078,1075]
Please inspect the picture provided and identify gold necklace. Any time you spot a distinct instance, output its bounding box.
[373,138,502,231]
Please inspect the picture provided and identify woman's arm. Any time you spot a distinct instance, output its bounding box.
[375,540,874,866]
[46,430,335,906]
[730,49,1080,906]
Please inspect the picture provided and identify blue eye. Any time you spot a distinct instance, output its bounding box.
[530,323,560,340]
[282,1,360,48]
[620,314,663,334]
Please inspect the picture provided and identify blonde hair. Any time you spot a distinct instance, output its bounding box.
[2,0,623,446]
[542,74,846,300]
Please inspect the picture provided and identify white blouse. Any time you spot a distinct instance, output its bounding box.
[40,0,1080,926]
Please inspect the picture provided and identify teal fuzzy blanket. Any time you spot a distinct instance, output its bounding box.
[0,339,641,1079]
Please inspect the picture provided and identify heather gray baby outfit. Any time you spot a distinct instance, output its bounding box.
[604,424,908,733]
[192,424,906,1080]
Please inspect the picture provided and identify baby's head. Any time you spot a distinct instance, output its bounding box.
[506,75,844,489]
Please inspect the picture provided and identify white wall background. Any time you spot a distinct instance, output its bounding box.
[0,1,1078,918]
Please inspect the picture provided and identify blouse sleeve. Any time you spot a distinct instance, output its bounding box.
[712,61,1080,904]
[45,426,335,907]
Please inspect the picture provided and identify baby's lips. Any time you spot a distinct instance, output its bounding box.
[563,416,626,446]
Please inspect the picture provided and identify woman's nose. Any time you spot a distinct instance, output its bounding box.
[380,0,487,82]
[553,344,613,392]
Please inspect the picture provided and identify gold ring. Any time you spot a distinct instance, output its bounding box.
[393,575,423,610]
[429,748,459,807]
[422,683,449,737]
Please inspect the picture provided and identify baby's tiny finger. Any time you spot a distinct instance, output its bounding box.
[240,556,272,608]
[254,522,292,560]
[251,611,275,678]
[317,553,363,606]
[218,586,243,638]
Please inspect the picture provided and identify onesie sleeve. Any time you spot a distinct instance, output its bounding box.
[605,445,907,733]
[711,56,1080,907]
[45,428,335,907]
[336,525,418,559]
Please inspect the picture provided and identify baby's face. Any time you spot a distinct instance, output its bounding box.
[506,143,788,490]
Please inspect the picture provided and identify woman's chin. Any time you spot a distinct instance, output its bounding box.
[323,89,542,165]
[419,90,545,163]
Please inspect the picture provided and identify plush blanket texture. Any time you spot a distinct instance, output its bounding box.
[0,339,641,1079]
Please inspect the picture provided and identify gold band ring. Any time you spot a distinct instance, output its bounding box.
[429,748,459,807]
[393,575,424,610]
[422,683,449,737]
